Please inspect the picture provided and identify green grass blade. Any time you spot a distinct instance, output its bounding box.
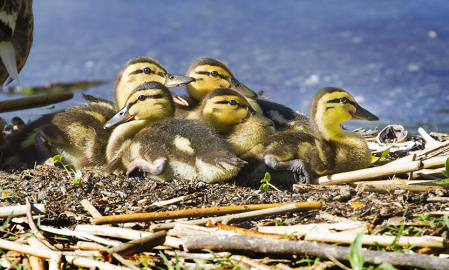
[349,229,365,270]
[1,211,14,230]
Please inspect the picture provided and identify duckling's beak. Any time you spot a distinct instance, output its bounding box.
[244,107,275,126]
[352,104,379,121]
[164,74,195,87]
[171,92,189,107]
[229,78,258,98]
[104,106,135,128]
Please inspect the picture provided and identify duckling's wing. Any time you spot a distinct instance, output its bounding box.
[255,98,309,130]
[82,93,114,106]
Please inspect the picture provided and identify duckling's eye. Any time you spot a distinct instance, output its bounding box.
[229,100,238,106]
[210,71,219,77]
[340,97,349,104]
[168,75,175,79]
[143,67,152,74]
[138,95,146,101]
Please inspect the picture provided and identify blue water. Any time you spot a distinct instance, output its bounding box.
[1,1,449,134]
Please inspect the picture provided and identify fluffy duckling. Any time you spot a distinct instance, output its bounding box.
[179,58,308,129]
[0,0,33,86]
[176,58,258,118]
[243,87,379,186]
[0,100,116,167]
[105,81,177,174]
[105,82,246,182]
[114,56,192,110]
[198,88,276,156]
[0,57,192,168]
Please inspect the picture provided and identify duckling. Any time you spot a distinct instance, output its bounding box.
[242,87,379,186]
[104,81,177,174]
[179,58,308,130]
[105,82,246,183]
[176,58,258,118]
[0,0,33,86]
[0,57,192,168]
[198,88,276,156]
[114,56,192,110]
[0,99,116,167]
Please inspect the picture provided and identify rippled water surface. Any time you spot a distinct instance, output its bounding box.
[2,1,449,133]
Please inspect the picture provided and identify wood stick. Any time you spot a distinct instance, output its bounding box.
[168,223,236,237]
[75,224,153,240]
[388,141,449,165]
[112,253,140,270]
[258,222,366,235]
[150,202,322,231]
[81,199,103,218]
[230,255,275,270]
[315,161,423,185]
[0,204,46,218]
[26,198,56,251]
[164,250,231,260]
[206,221,287,240]
[0,93,74,113]
[181,235,449,269]
[0,238,55,259]
[304,232,447,248]
[422,155,449,169]
[426,197,449,202]
[65,255,131,270]
[94,202,296,225]
[356,183,446,193]
[105,231,166,256]
[40,225,121,247]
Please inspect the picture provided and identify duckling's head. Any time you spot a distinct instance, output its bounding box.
[115,56,193,109]
[105,81,175,128]
[200,88,273,133]
[185,58,258,103]
[312,87,378,132]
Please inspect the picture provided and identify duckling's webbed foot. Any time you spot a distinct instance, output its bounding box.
[264,155,312,184]
[127,157,167,177]
[35,132,54,166]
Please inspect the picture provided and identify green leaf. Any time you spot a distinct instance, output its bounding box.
[52,155,63,163]
[66,164,82,181]
[349,229,365,270]
[371,148,390,165]
[444,215,449,229]
[433,178,449,184]
[375,262,398,270]
[1,211,14,230]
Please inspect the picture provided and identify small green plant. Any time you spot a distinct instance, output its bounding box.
[433,157,449,184]
[371,148,390,165]
[53,155,83,191]
[349,229,365,270]
[1,211,14,231]
[259,172,280,192]
[280,230,297,240]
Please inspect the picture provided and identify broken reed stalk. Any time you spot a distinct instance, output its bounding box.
[316,155,448,185]
[150,202,322,231]
[181,235,449,270]
[0,204,46,218]
[315,160,423,185]
[94,202,297,225]
[0,93,74,113]
[356,182,446,193]
[105,231,166,257]
[75,224,153,240]
[388,141,449,165]
[304,232,446,248]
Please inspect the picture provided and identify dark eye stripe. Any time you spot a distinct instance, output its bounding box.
[327,97,356,107]
[196,71,230,81]
[128,94,166,107]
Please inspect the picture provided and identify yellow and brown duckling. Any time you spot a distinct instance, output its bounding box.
[0,0,33,86]
[180,57,308,130]
[242,87,379,186]
[176,58,258,118]
[105,82,246,183]
[104,81,177,174]
[0,56,191,168]
[198,87,276,156]
[0,99,116,168]
[114,56,192,110]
